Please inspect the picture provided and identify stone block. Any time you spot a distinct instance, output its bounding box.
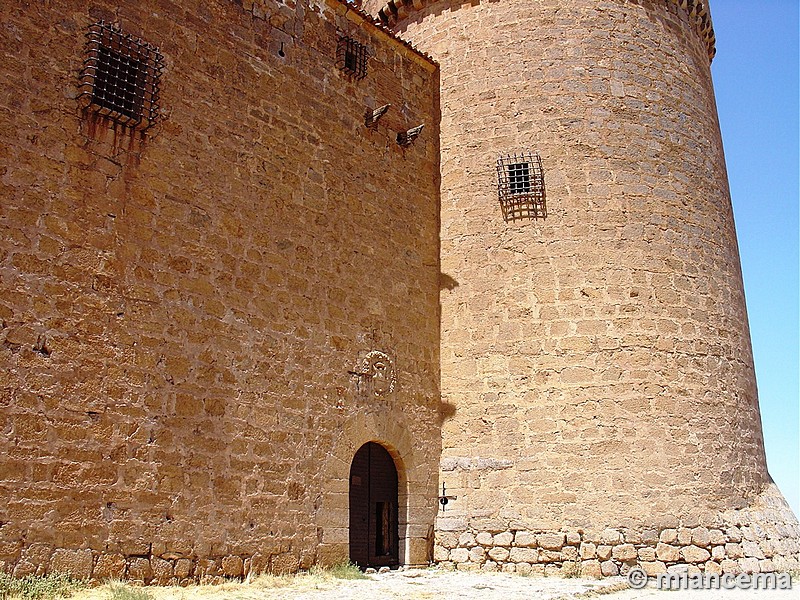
[174,559,193,579]
[680,545,710,563]
[476,532,493,546]
[221,555,243,577]
[611,544,636,561]
[738,557,760,574]
[128,558,153,583]
[487,547,509,562]
[638,547,656,561]
[656,543,680,562]
[741,541,764,559]
[450,548,469,563]
[468,546,485,562]
[537,533,565,550]
[690,527,710,547]
[581,560,602,578]
[509,547,538,563]
[514,532,536,547]
[600,560,619,576]
[641,561,667,576]
[458,532,476,548]
[708,529,726,545]
[50,548,93,580]
[580,542,597,559]
[725,543,743,559]
[659,529,678,544]
[600,529,622,545]
[493,532,513,547]
[677,528,692,545]
[93,553,126,581]
[596,545,612,561]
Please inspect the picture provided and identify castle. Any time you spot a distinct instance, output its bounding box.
[0,0,797,584]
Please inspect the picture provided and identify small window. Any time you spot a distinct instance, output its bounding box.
[79,21,164,130]
[497,151,546,221]
[336,35,368,80]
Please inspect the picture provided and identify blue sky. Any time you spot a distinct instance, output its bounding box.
[709,1,799,515]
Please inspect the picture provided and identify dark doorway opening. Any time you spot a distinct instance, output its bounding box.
[349,442,399,569]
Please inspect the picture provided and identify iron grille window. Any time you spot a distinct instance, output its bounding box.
[78,21,164,130]
[497,151,546,221]
[336,35,368,80]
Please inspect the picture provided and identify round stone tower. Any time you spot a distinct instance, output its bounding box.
[365,0,799,576]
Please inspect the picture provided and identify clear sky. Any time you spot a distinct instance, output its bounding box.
[709,1,799,515]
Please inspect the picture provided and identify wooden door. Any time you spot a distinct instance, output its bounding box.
[349,442,399,568]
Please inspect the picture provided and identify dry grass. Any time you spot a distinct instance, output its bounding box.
[69,563,369,600]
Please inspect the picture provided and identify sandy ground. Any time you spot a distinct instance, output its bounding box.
[68,569,797,600]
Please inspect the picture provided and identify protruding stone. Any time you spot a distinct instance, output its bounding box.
[726,527,743,543]
[638,547,656,562]
[739,557,760,573]
[659,529,677,544]
[509,547,538,563]
[596,545,612,561]
[677,528,692,545]
[656,543,680,562]
[128,557,153,582]
[439,533,458,549]
[725,543,743,559]
[600,529,622,545]
[580,542,597,559]
[720,559,740,574]
[514,531,536,547]
[476,532,493,546]
[469,546,485,562]
[433,545,450,561]
[538,533,565,551]
[458,532,476,547]
[600,560,619,576]
[612,544,637,561]
[581,560,602,579]
[487,547,509,562]
[681,545,711,563]
[174,559,193,579]
[641,561,667,576]
[704,561,722,575]
[493,532,513,546]
[450,548,469,563]
[741,541,764,559]
[50,549,93,580]
[93,553,126,581]
[708,529,726,545]
[565,531,581,546]
[690,527,710,547]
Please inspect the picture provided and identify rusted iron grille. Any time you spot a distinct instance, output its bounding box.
[79,21,164,129]
[336,35,368,80]
[497,151,546,221]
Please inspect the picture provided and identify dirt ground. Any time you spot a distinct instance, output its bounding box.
[69,569,796,600]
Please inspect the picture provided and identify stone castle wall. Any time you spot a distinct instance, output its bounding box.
[0,0,441,583]
[363,0,800,575]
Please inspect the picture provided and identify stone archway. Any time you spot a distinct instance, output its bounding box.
[315,412,436,568]
[349,442,399,568]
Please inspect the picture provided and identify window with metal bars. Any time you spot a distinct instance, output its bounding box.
[496,151,546,221]
[78,21,164,130]
[336,35,368,80]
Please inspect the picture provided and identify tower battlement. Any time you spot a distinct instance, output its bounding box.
[369,0,717,60]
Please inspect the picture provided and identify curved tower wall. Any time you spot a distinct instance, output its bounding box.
[365,0,799,575]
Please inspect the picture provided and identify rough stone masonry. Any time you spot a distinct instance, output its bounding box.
[363,0,800,578]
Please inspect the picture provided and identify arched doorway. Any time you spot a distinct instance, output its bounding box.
[349,442,399,569]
